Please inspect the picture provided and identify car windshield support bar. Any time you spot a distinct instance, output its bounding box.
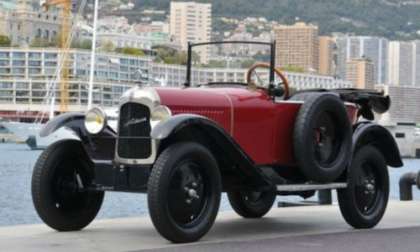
[184,41,276,87]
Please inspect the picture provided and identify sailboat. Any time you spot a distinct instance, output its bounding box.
[2,0,117,150]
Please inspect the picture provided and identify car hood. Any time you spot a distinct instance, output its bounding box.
[154,87,271,134]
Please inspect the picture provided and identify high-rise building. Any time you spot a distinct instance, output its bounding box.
[169,1,212,64]
[318,36,335,76]
[388,41,417,86]
[414,41,420,87]
[345,58,375,89]
[336,36,388,84]
[274,22,319,73]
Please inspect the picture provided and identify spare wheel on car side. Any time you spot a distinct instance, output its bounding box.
[293,93,352,183]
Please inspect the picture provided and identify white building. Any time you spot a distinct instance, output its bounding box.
[388,41,419,87]
[336,36,388,84]
[0,0,62,46]
[0,48,152,115]
[97,32,170,50]
[377,85,420,125]
[169,1,212,64]
[150,63,352,90]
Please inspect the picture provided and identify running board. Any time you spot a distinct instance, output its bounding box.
[276,183,347,192]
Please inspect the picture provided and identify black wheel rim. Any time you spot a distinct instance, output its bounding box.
[313,111,341,166]
[354,162,382,215]
[167,160,209,228]
[52,158,91,213]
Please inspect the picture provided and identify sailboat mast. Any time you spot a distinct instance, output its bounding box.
[87,0,99,110]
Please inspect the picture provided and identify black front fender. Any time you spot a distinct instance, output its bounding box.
[40,112,85,138]
[353,122,403,168]
[151,114,273,190]
[40,112,117,161]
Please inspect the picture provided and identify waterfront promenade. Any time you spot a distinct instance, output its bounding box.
[1,201,419,252]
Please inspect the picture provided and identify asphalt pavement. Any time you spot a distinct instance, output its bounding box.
[1,201,419,252]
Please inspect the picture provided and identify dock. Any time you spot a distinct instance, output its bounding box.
[1,201,420,252]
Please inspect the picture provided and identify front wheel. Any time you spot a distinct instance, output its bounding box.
[227,190,276,218]
[147,142,222,243]
[337,145,389,229]
[31,140,104,231]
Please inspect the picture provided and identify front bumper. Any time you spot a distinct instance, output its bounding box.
[93,160,151,193]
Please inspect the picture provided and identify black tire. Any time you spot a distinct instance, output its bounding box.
[338,145,389,229]
[227,190,276,218]
[293,93,352,182]
[147,142,222,243]
[32,140,104,231]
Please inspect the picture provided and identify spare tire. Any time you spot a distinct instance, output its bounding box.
[293,93,352,183]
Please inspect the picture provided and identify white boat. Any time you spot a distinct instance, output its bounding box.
[1,121,78,150]
[1,108,118,150]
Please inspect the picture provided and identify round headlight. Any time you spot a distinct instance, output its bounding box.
[84,107,107,134]
[151,105,172,121]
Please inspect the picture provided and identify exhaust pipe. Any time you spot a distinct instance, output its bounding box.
[399,171,420,201]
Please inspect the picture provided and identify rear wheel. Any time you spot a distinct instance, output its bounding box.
[227,190,276,218]
[31,140,104,231]
[338,145,389,229]
[147,142,222,243]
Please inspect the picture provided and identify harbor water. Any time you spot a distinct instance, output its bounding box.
[0,143,419,227]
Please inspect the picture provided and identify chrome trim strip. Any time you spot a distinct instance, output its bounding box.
[221,92,235,136]
[276,183,347,192]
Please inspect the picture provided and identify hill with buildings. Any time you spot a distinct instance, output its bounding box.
[132,0,420,39]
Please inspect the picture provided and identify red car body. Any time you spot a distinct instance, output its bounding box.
[157,87,358,166]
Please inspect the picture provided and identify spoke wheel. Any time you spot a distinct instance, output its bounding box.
[148,142,221,243]
[338,145,389,229]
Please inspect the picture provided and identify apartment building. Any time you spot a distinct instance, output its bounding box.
[274,22,319,73]
[345,58,375,89]
[336,36,388,84]
[388,41,419,87]
[169,1,212,64]
[318,36,335,76]
[0,48,152,112]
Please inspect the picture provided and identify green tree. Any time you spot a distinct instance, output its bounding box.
[0,35,11,47]
[71,39,92,50]
[241,59,257,68]
[153,45,201,65]
[116,47,145,56]
[30,37,52,47]
[101,41,115,52]
[281,65,305,73]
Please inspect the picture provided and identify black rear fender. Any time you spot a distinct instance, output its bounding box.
[40,112,116,161]
[151,114,272,190]
[353,122,403,168]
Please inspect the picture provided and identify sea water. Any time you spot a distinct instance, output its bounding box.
[0,143,419,226]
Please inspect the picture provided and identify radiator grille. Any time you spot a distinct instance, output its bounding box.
[117,102,152,159]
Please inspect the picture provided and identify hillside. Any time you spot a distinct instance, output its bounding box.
[132,0,420,39]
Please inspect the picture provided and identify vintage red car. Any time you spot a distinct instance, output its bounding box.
[32,41,402,243]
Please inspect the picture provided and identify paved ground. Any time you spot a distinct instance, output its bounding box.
[142,226,420,252]
[1,201,420,252]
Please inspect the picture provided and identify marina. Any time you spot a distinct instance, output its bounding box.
[0,0,420,250]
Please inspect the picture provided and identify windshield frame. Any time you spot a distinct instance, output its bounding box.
[184,41,276,87]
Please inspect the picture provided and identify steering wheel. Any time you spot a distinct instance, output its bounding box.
[246,63,290,99]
